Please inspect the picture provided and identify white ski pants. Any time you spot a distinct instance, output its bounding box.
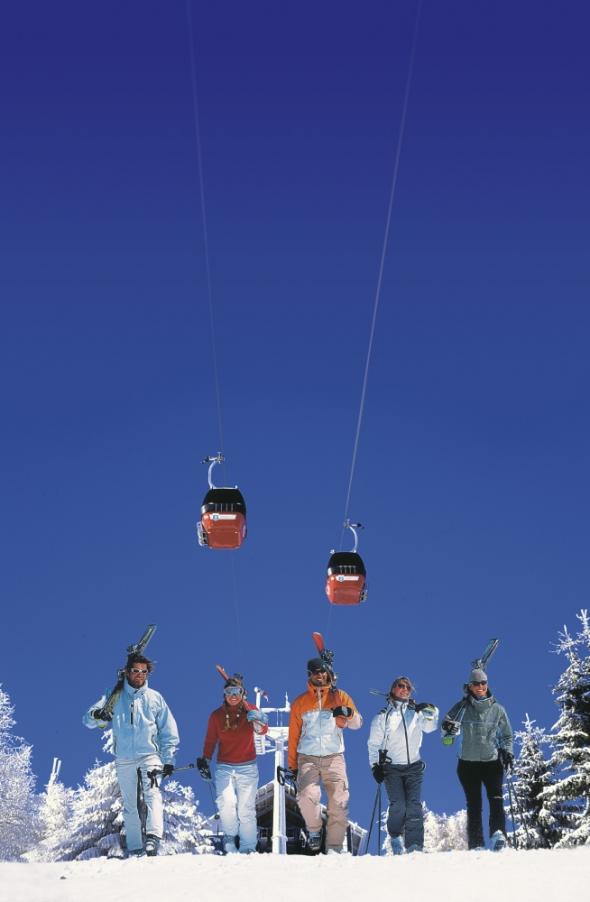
[116,755,163,853]
[215,762,259,853]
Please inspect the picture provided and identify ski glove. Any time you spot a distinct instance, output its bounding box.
[332,705,353,719]
[441,718,461,736]
[371,763,385,784]
[196,757,212,781]
[247,709,269,725]
[278,768,297,788]
[162,764,174,778]
[414,702,437,717]
[92,708,112,722]
[499,749,514,771]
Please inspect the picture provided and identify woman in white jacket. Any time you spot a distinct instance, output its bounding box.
[367,676,438,854]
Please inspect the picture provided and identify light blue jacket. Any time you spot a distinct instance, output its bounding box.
[83,679,179,765]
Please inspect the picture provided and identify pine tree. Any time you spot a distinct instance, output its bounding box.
[423,806,468,852]
[539,610,590,847]
[26,759,75,862]
[0,684,37,861]
[54,757,124,861]
[382,805,468,853]
[160,779,214,855]
[508,715,558,849]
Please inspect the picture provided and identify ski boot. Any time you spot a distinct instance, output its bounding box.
[145,834,160,857]
[307,831,322,853]
[391,836,405,855]
[490,830,506,852]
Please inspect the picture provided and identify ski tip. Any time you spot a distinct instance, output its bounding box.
[215,664,230,681]
[312,631,325,652]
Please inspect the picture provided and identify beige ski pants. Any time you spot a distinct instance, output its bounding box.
[297,753,349,851]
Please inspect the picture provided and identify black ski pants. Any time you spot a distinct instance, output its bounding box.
[457,758,505,849]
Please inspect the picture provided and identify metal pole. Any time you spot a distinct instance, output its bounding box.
[272,735,287,854]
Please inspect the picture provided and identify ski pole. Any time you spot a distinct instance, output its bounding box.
[506,767,531,849]
[377,784,382,855]
[365,784,381,854]
[505,769,519,849]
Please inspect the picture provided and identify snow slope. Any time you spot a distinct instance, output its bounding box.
[1,847,588,902]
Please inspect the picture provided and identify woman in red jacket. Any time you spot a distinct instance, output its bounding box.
[198,675,268,854]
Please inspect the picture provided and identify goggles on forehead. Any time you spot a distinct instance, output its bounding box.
[224,685,244,697]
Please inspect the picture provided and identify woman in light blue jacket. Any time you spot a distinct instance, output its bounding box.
[84,653,179,857]
[368,675,438,854]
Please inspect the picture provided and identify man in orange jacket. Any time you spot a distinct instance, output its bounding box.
[288,657,362,853]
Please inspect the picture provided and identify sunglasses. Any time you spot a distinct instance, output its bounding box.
[471,681,488,686]
[309,669,327,675]
[394,683,412,691]
[224,686,244,697]
[129,668,148,675]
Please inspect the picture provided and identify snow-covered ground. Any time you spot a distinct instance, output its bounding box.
[1,847,588,902]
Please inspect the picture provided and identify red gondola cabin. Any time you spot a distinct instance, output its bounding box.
[325,551,367,605]
[198,487,247,550]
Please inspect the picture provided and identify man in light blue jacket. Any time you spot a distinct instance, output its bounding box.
[83,653,179,857]
[368,675,438,854]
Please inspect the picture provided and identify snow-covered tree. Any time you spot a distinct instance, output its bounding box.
[423,806,468,852]
[380,805,468,853]
[26,759,75,862]
[54,757,124,861]
[0,684,37,860]
[508,715,558,849]
[539,610,590,847]
[160,779,214,855]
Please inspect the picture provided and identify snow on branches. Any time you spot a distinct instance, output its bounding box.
[0,685,37,861]
[539,610,590,847]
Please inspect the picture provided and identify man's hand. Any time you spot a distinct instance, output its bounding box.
[162,764,174,778]
[499,749,514,771]
[92,708,112,722]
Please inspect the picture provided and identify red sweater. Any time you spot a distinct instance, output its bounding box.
[203,701,268,765]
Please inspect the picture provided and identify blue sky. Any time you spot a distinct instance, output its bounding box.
[1,0,589,826]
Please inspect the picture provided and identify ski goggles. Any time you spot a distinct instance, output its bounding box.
[129,668,148,675]
[224,686,244,697]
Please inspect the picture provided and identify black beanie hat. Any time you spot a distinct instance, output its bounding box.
[307,658,328,673]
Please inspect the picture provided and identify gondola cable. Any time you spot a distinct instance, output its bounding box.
[342,0,423,533]
[186,1,243,654]
[186,0,225,458]
[327,0,423,623]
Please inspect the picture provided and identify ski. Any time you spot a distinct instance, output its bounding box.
[98,624,157,720]
[442,637,499,745]
[311,631,337,681]
[215,664,230,682]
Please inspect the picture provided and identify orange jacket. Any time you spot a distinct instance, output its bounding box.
[288,682,362,770]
